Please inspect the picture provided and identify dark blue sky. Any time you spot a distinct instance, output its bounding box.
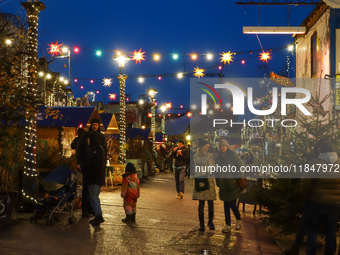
[1,0,316,109]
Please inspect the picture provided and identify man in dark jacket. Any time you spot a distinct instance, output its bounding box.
[77,118,107,225]
[170,139,189,199]
[302,141,340,255]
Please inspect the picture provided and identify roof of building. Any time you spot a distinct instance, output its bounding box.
[37,106,105,130]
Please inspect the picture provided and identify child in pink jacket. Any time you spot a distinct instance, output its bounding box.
[121,163,140,223]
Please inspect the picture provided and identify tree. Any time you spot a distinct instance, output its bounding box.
[252,102,340,235]
[0,13,41,192]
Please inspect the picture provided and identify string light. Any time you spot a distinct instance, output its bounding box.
[191,54,197,60]
[154,54,160,61]
[21,0,45,204]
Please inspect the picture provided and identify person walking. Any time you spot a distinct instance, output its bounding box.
[192,138,217,232]
[215,139,243,233]
[170,139,189,199]
[121,163,140,223]
[302,141,340,255]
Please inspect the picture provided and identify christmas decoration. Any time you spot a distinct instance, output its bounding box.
[102,78,112,87]
[21,1,45,206]
[47,41,63,56]
[220,51,234,64]
[109,93,117,100]
[193,66,205,78]
[130,48,146,64]
[259,50,272,63]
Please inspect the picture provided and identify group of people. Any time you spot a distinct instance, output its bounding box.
[72,124,340,254]
[169,138,243,233]
[73,119,140,226]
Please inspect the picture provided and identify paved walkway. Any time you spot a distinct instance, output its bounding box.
[0,172,291,254]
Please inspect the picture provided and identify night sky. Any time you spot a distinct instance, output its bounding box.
[1,0,316,110]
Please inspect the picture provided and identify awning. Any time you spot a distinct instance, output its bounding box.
[37,106,105,130]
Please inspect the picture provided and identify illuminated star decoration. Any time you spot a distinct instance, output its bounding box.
[165,102,172,109]
[47,41,63,56]
[259,51,272,63]
[109,93,117,100]
[102,78,112,87]
[214,104,221,110]
[193,67,205,78]
[219,51,234,64]
[130,48,146,64]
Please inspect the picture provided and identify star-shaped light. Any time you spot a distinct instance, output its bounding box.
[219,51,234,64]
[165,102,172,109]
[259,51,272,63]
[102,78,112,87]
[130,48,146,64]
[109,93,117,100]
[193,66,205,78]
[47,41,63,56]
[214,104,221,110]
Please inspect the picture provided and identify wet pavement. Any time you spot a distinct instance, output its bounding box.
[0,172,292,254]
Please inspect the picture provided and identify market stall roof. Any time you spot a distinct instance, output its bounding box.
[37,106,105,130]
[99,113,119,134]
[112,128,151,140]
[165,114,201,135]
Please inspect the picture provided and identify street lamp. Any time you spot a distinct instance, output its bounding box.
[147,88,158,175]
[113,51,130,164]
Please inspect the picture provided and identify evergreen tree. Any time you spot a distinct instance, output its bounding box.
[252,98,340,235]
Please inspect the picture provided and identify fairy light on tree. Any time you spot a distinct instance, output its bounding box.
[21,0,45,205]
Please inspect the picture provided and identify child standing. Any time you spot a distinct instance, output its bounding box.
[121,163,140,223]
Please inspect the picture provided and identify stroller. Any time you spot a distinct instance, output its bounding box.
[30,166,80,225]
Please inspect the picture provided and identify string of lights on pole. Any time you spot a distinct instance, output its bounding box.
[21,1,46,204]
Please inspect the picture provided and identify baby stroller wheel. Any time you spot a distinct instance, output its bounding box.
[68,216,76,224]
[54,215,61,222]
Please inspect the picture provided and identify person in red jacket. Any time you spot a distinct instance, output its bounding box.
[121,163,140,223]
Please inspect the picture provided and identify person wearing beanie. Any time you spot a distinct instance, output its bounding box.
[76,117,108,222]
[192,138,217,232]
[215,139,243,233]
[121,163,140,223]
[170,139,189,199]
